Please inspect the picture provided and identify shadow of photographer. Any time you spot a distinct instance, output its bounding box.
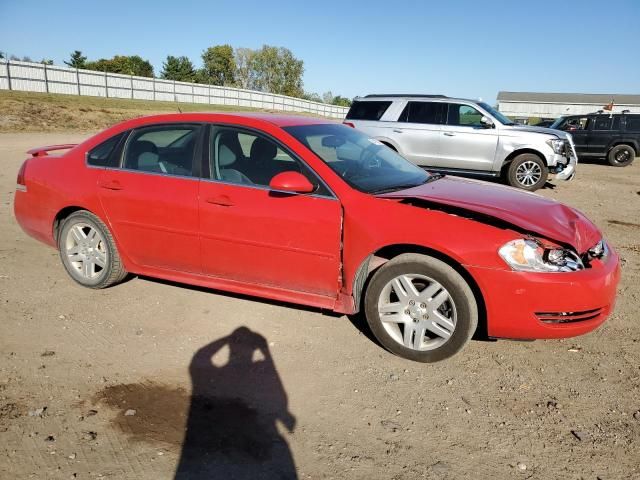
[175,326,297,479]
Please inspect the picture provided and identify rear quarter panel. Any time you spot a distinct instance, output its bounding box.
[14,150,106,247]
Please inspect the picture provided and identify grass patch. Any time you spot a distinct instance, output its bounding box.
[0,90,318,132]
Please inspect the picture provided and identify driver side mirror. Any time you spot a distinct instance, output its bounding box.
[269,171,315,194]
[480,116,494,129]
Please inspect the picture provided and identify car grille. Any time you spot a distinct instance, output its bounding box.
[564,140,577,159]
[535,308,604,324]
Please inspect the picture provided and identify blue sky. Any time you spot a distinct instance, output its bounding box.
[1,0,638,103]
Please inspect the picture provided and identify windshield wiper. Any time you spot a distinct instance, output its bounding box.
[370,174,442,194]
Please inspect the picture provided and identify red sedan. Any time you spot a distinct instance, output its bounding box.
[14,113,620,362]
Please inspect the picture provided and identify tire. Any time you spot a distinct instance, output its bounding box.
[363,253,478,363]
[607,144,635,167]
[506,153,548,191]
[58,210,127,289]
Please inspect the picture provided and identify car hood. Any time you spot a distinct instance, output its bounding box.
[502,124,570,139]
[380,176,600,252]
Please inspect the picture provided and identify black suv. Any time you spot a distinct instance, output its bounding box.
[551,113,639,167]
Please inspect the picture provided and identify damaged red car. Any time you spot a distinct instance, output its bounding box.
[14,113,620,362]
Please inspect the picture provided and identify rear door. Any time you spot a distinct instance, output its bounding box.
[198,125,342,297]
[391,101,445,166]
[438,103,499,171]
[587,115,619,156]
[97,124,202,273]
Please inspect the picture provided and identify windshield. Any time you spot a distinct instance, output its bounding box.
[478,102,516,125]
[284,124,431,194]
[550,117,565,129]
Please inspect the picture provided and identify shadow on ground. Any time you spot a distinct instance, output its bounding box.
[95,327,298,479]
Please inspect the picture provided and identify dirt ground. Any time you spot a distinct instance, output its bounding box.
[1,132,639,480]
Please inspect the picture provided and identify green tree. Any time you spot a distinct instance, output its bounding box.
[251,45,303,97]
[85,55,154,77]
[64,50,87,69]
[234,47,257,90]
[201,44,236,86]
[302,91,322,102]
[161,55,196,82]
[40,59,53,65]
[322,91,334,104]
[332,95,352,107]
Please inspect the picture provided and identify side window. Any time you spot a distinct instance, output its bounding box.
[562,117,591,131]
[447,104,484,126]
[345,101,392,121]
[210,128,329,195]
[123,125,200,176]
[87,133,125,167]
[399,102,446,124]
[626,116,640,132]
[594,116,612,131]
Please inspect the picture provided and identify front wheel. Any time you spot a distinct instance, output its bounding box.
[364,254,478,362]
[506,153,548,191]
[58,210,127,289]
[607,144,635,167]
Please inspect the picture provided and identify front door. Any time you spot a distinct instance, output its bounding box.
[438,103,499,171]
[198,126,342,297]
[98,124,202,273]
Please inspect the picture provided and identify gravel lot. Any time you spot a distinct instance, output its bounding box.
[1,132,639,479]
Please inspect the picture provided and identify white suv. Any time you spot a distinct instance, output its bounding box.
[343,94,576,191]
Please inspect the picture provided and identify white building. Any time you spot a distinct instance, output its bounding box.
[497,92,640,121]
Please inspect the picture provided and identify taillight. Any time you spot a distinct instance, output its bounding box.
[16,160,28,190]
[343,122,355,128]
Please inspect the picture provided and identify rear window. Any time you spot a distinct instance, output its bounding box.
[345,101,392,121]
[87,133,125,167]
[594,116,612,130]
[399,101,446,124]
[625,116,640,132]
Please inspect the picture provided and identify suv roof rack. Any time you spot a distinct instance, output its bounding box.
[363,94,449,99]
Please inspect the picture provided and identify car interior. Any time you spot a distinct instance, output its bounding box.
[211,130,303,187]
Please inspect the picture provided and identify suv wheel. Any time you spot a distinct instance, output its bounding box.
[506,154,548,191]
[607,144,635,167]
[364,254,478,363]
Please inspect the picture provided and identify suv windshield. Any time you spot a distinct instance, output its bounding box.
[550,117,565,129]
[478,102,516,125]
[284,124,431,194]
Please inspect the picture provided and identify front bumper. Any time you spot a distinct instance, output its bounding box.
[551,139,578,181]
[468,246,620,339]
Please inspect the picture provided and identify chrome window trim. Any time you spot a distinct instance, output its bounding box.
[198,175,338,201]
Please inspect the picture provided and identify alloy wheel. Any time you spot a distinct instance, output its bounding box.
[377,274,457,351]
[64,223,108,279]
[515,160,542,187]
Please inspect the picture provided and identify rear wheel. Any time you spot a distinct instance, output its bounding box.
[364,254,477,362]
[58,210,127,288]
[506,153,548,191]
[607,144,635,167]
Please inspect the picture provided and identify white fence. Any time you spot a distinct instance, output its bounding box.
[0,59,349,119]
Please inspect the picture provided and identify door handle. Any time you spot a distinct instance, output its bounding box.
[98,179,123,190]
[443,132,456,137]
[206,195,234,206]
[392,129,403,133]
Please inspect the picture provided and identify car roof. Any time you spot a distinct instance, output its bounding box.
[115,112,336,130]
[354,94,481,104]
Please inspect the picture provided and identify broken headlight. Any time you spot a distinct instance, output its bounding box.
[499,239,584,273]
[546,138,566,154]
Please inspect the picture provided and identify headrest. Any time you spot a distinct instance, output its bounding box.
[218,143,237,167]
[250,137,277,161]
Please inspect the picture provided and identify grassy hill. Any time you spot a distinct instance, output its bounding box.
[0,90,313,132]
